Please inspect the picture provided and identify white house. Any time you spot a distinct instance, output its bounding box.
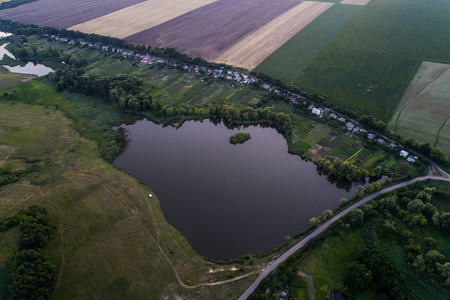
[400,150,409,157]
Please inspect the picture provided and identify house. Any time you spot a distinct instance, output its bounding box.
[329,113,337,119]
[400,150,409,157]
[338,117,346,122]
[407,157,416,163]
[389,143,397,149]
[312,108,321,115]
[377,138,385,145]
[367,133,376,140]
[346,122,355,130]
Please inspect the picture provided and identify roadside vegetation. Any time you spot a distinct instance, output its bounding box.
[0,15,447,299]
[250,180,450,300]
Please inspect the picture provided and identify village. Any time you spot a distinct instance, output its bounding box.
[47,33,418,167]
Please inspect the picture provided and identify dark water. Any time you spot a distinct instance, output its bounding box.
[114,119,362,260]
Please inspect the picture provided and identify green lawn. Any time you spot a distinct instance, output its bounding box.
[294,0,450,121]
[254,4,363,83]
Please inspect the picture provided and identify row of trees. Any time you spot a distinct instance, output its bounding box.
[316,157,375,180]
[0,0,36,10]
[402,137,448,165]
[0,206,56,299]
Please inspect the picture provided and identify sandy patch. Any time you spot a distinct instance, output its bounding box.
[340,0,371,5]
[69,0,217,39]
[214,1,334,70]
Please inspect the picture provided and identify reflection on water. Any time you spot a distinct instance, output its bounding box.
[3,61,54,77]
[1,42,54,76]
[114,119,365,260]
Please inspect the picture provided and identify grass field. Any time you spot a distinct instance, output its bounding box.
[388,61,450,154]
[0,81,258,299]
[69,0,217,39]
[214,1,334,70]
[254,4,362,82]
[294,0,450,121]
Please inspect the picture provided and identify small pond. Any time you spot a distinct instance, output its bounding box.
[0,42,53,77]
[114,119,365,260]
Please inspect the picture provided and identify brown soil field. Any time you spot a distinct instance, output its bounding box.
[69,0,217,39]
[125,0,301,60]
[0,0,146,28]
[214,1,334,70]
[340,0,371,5]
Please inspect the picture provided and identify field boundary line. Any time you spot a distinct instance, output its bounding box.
[434,117,450,148]
[393,67,447,132]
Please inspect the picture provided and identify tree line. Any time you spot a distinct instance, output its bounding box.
[0,0,37,10]
[0,206,56,300]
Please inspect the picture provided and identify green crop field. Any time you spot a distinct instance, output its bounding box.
[254,4,363,83]
[388,61,450,155]
[294,0,450,121]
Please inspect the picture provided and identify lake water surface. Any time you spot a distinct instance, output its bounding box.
[114,119,362,260]
[0,42,53,76]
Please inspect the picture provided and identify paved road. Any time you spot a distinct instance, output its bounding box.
[238,175,450,300]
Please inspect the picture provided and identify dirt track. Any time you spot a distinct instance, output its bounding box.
[0,0,146,28]
[340,0,371,5]
[125,0,300,59]
[69,0,217,39]
[214,1,334,70]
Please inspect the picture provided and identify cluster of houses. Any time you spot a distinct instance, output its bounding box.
[400,150,418,163]
[46,33,419,164]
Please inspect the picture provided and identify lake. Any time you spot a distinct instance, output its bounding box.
[114,119,363,260]
[0,42,54,76]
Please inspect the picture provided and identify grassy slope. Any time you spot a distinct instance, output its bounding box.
[0,81,256,299]
[294,0,450,121]
[254,4,362,83]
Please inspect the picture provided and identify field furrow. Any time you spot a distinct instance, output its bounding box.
[125,0,300,60]
[69,0,218,39]
[0,0,147,28]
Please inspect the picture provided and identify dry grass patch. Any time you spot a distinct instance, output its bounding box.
[340,0,370,5]
[69,0,217,39]
[214,1,334,70]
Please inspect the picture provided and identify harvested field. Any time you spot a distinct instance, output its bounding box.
[0,0,146,28]
[125,0,300,60]
[340,0,370,5]
[69,0,217,39]
[214,1,334,70]
[388,61,450,154]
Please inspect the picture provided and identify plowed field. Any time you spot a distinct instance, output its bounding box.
[214,1,334,70]
[125,0,301,59]
[69,0,217,39]
[0,0,146,28]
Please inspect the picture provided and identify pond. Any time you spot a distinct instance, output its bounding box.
[0,42,54,77]
[113,119,364,260]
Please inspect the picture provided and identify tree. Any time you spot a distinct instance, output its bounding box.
[309,217,321,227]
[407,199,426,213]
[348,209,364,227]
[344,262,372,290]
[321,209,333,220]
[339,198,349,207]
[425,250,445,264]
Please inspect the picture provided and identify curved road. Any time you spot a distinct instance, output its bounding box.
[238,175,450,299]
